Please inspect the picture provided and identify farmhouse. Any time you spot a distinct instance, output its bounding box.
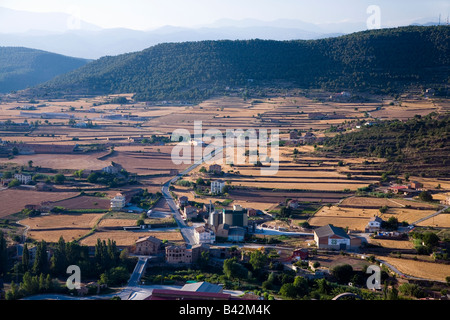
[409,181,424,190]
[208,164,222,174]
[314,224,361,251]
[289,130,299,140]
[440,196,450,205]
[287,199,300,209]
[165,244,207,265]
[388,185,409,194]
[14,173,32,185]
[183,206,198,220]
[102,165,120,174]
[211,179,226,194]
[110,193,126,211]
[365,216,383,233]
[178,196,189,206]
[292,248,309,260]
[134,236,162,255]
[165,245,192,264]
[194,225,216,245]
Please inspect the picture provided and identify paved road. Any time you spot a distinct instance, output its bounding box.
[411,205,449,225]
[161,145,227,248]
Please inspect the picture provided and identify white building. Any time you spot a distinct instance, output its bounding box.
[14,174,32,185]
[440,196,450,206]
[194,225,216,244]
[366,216,383,233]
[211,180,226,194]
[102,165,119,174]
[110,193,126,211]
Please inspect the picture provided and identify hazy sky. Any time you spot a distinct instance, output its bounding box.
[1,0,449,30]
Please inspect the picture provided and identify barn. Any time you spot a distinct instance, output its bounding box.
[314,224,361,251]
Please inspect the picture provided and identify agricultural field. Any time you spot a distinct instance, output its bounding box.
[377,256,450,282]
[79,230,184,247]
[312,196,445,228]
[19,212,104,242]
[308,205,380,232]
[0,189,78,218]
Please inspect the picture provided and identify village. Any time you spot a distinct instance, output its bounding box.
[0,92,449,300]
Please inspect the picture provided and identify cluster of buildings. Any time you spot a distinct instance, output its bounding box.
[1,173,33,187]
[386,181,424,195]
[132,235,241,266]
[287,130,323,145]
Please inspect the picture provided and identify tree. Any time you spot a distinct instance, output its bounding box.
[53,174,65,185]
[331,264,354,284]
[223,257,248,280]
[279,283,297,299]
[8,179,20,188]
[293,276,309,296]
[22,243,30,272]
[32,241,49,275]
[28,160,33,168]
[50,236,67,276]
[384,216,399,231]
[422,232,440,247]
[379,205,389,214]
[0,232,7,276]
[249,250,267,272]
[419,191,433,202]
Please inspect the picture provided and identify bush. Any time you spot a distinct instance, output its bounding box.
[331,264,354,284]
[399,283,426,298]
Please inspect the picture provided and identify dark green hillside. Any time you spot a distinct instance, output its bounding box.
[321,113,450,177]
[35,26,449,101]
[0,47,89,93]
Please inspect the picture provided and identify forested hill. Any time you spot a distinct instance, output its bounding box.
[0,47,89,93]
[33,26,449,101]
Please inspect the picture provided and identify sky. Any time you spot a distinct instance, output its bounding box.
[0,0,449,30]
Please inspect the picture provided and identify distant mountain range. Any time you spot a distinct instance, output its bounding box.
[30,26,449,102]
[0,6,444,59]
[0,47,89,93]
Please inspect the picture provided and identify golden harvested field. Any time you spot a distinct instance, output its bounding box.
[308,206,379,231]
[416,214,450,228]
[308,203,440,230]
[98,219,137,228]
[186,146,377,192]
[80,230,184,247]
[172,187,275,211]
[340,197,437,209]
[0,153,107,170]
[369,239,415,250]
[370,99,440,120]
[378,256,450,282]
[19,213,104,242]
[380,208,437,225]
[0,189,78,218]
